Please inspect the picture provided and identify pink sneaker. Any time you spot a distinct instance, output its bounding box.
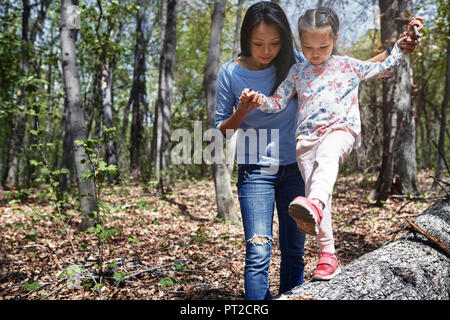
[288,196,323,235]
[312,253,341,281]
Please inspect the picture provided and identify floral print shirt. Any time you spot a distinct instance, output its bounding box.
[258,40,405,147]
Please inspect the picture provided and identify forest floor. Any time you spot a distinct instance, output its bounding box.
[0,170,447,300]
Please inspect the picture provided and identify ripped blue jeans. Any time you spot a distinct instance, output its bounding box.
[237,163,306,300]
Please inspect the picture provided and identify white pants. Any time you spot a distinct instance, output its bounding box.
[296,129,355,254]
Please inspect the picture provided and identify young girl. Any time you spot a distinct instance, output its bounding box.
[240,7,423,281]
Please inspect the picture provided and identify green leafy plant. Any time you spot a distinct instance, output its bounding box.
[159,277,180,287]
[22,281,41,292]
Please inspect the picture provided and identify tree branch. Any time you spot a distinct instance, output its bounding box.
[404,218,450,255]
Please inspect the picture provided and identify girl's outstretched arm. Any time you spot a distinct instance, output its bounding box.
[256,64,298,113]
[366,51,389,64]
[352,37,408,80]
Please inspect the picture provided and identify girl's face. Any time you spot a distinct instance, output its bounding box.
[248,22,281,69]
[300,26,337,65]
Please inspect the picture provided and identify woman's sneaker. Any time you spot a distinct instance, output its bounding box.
[312,253,341,281]
[288,196,323,235]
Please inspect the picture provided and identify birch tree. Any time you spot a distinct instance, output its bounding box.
[61,0,98,231]
[204,0,239,221]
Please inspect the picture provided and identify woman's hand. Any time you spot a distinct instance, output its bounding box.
[219,88,263,136]
[238,88,263,114]
[399,17,424,54]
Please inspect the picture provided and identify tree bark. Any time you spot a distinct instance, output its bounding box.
[129,0,147,178]
[376,0,418,201]
[100,21,122,184]
[432,25,450,189]
[25,0,53,188]
[58,98,73,193]
[232,0,244,59]
[4,0,30,187]
[276,198,450,300]
[61,0,98,231]
[204,0,239,221]
[152,0,177,193]
[227,0,244,176]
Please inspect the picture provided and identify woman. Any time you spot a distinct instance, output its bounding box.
[215,1,421,300]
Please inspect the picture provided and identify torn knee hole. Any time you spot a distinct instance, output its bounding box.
[250,236,270,244]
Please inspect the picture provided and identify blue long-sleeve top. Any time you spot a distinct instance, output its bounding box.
[215,53,304,166]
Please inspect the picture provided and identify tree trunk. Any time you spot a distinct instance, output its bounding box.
[432,25,450,189]
[101,60,119,183]
[129,0,147,178]
[25,0,53,188]
[61,0,98,231]
[150,0,167,180]
[204,0,239,221]
[152,0,177,193]
[232,0,244,59]
[58,98,73,194]
[227,0,244,176]
[376,0,418,201]
[277,198,450,300]
[100,22,122,184]
[4,0,30,187]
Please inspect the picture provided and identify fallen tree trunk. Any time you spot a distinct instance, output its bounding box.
[277,198,450,300]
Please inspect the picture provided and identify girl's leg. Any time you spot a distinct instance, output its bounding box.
[237,164,276,300]
[275,163,306,295]
[309,130,355,254]
[295,139,319,198]
[289,139,322,235]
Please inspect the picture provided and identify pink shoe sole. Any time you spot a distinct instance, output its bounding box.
[288,197,321,236]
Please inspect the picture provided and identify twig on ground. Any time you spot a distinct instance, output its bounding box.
[404,218,450,255]
[120,262,177,282]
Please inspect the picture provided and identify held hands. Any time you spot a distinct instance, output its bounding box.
[398,17,424,54]
[238,88,263,113]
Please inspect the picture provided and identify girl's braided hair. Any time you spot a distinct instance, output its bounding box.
[298,7,340,37]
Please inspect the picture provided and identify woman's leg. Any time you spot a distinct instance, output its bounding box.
[275,163,306,295]
[237,165,277,300]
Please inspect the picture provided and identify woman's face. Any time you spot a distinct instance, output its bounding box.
[248,22,281,69]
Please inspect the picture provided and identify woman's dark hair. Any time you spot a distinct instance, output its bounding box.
[240,1,296,95]
[298,7,340,37]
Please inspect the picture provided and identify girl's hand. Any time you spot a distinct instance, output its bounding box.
[238,88,263,113]
[408,17,424,39]
[399,17,424,54]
